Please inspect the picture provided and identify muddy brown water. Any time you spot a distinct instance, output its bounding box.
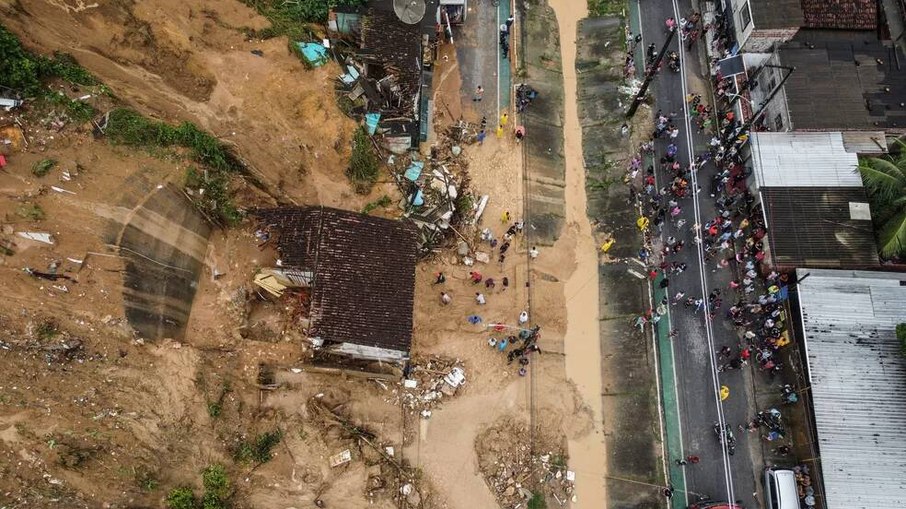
[547,0,609,505]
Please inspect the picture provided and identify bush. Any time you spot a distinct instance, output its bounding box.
[528,493,547,509]
[0,25,97,96]
[16,203,45,221]
[166,487,196,509]
[362,195,392,214]
[234,430,283,464]
[201,464,230,505]
[347,127,379,193]
[31,158,56,177]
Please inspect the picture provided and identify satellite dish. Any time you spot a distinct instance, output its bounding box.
[393,0,426,24]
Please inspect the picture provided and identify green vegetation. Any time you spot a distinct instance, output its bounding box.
[528,493,548,509]
[102,109,243,225]
[17,203,46,221]
[35,320,60,340]
[897,323,906,357]
[234,430,283,464]
[347,127,380,193]
[201,464,231,508]
[31,158,57,177]
[857,148,906,258]
[165,465,231,509]
[0,25,98,120]
[586,156,619,192]
[241,0,367,39]
[362,194,392,214]
[206,381,231,419]
[588,0,623,17]
[105,109,240,173]
[166,487,197,509]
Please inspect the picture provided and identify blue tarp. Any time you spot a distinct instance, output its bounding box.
[296,42,328,67]
[412,189,424,206]
[404,161,424,182]
[365,113,381,135]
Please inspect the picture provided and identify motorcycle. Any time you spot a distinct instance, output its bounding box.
[712,422,736,455]
[667,51,680,73]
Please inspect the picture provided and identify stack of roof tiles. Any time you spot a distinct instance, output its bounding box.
[800,0,877,30]
[257,206,418,354]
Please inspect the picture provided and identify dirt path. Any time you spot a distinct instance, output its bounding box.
[546,0,608,505]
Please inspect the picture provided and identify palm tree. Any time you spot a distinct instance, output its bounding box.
[858,148,906,259]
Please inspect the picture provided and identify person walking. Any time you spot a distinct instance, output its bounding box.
[477,129,487,145]
[473,85,484,102]
[433,272,446,284]
[496,124,504,138]
[500,112,509,126]
[440,292,452,305]
[475,292,486,305]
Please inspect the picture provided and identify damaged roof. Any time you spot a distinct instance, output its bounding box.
[800,0,877,30]
[257,206,418,354]
[359,6,424,116]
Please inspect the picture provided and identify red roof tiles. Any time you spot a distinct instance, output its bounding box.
[800,0,877,30]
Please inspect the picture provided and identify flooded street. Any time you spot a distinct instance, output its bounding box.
[547,0,608,505]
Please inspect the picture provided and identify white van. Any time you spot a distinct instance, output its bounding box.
[764,468,801,509]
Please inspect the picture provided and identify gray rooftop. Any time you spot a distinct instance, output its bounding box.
[795,269,906,509]
[750,132,861,188]
[780,30,906,132]
[750,0,804,29]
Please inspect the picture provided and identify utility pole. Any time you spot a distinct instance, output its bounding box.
[724,65,795,147]
[626,28,676,119]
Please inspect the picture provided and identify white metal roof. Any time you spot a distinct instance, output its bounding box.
[750,132,862,188]
[795,269,906,509]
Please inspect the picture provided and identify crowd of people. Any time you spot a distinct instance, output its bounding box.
[435,218,543,375]
[623,10,800,469]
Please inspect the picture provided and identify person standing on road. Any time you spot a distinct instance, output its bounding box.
[506,14,515,30]
[500,112,509,126]
[473,85,484,102]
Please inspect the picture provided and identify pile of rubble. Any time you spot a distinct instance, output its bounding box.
[476,418,576,508]
[386,356,466,418]
[308,393,438,508]
[390,126,483,255]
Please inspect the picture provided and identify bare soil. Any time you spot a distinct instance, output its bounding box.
[0,1,611,507]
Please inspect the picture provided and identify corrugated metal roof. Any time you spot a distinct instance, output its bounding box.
[761,187,879,269]
[795,269,906,509]
[841,131,889,155]
[751,132,862,188]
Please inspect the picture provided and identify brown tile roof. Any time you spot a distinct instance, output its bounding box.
[257,206,418,354]
[761,187,879,269]
[801,0,877,30]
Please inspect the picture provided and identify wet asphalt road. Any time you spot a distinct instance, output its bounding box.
[634,0,761,507]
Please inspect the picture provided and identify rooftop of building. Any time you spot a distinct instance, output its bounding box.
[750,132,862,188]
[779,29,906,132]
[800,0,878,30]
[750,0,804,29]
[257,206,418,355]
[760,186,880,269]
[793,268,906,509]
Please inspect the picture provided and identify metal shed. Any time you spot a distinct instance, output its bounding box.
[794,269,906,509]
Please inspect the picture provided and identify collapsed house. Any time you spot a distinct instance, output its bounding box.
[255,206,418,372]
[331,0,439,152]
